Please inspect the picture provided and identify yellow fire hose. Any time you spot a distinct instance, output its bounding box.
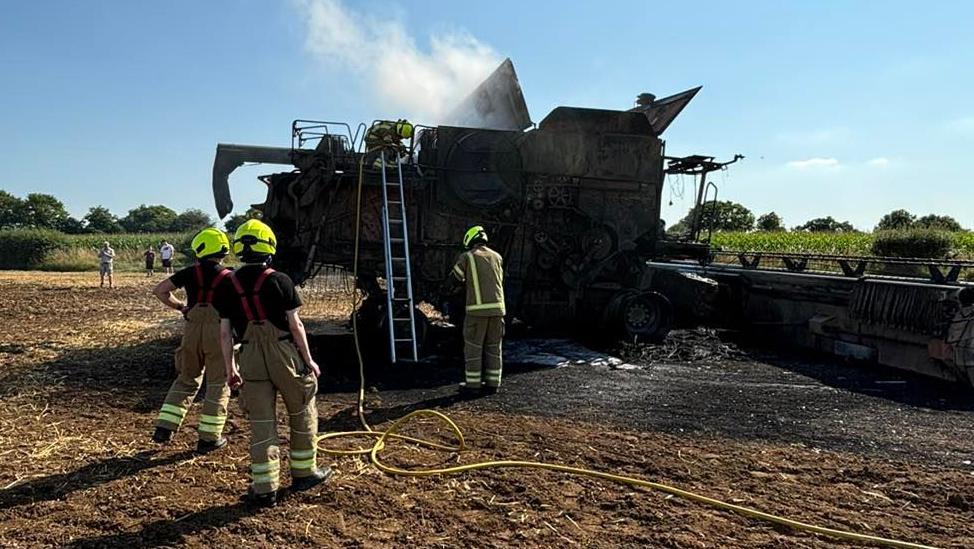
[313,148,937,549]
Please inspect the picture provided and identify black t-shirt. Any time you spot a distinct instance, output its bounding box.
[213,264,302,339]
[168,260,229,308]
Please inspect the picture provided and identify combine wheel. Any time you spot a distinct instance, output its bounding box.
[606,290,673,343]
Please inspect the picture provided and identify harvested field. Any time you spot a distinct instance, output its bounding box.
[1,272,974,547]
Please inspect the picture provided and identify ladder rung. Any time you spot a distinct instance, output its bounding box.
[389,219,402,224]
[391,257,406,262]
[394,338,414,343]
[393,318,412,322]
[390,238,404,243]
[388,200,401,205]
[391,297,411,302]
[391,276,407,281]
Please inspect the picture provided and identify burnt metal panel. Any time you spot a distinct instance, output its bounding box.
[849,279,954,335]
[444,58,532,131]
[629,86,701,135]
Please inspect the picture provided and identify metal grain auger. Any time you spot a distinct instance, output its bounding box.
[211,59,974,385]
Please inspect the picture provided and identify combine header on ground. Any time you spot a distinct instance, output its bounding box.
[211,59,974,385]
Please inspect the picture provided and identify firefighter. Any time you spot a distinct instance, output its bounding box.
[214,219,329,507]
[365,119,413,168]
[448,225,506,396]
[151,227,233,453]
[365,118,413,152]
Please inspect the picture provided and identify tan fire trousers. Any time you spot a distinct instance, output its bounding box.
[155,305,230,441]
[238,322,318,495]
[463,315,504,389]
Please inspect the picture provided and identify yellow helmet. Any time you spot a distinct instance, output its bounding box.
[233,219,277,257]
[395,119,413,139]
[463,225,487,248]
[191,227,230,259]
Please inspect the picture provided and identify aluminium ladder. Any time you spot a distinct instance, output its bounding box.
[378,153,419,362]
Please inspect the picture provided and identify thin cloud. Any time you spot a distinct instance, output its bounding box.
[866,157,889,167]
[298,0,501,124]
[785,157,840,170]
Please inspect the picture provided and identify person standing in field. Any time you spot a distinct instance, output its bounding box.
[98,241,116,289]
[144,246,156,276]
[160,239,175,274]
[151,228,233,454]
[214,219,330,507]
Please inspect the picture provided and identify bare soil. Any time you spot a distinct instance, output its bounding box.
[1,272,973,548]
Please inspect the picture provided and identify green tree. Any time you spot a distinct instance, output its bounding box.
[120,204,178,233]
[794,216,856,232]
[171,209,214,232]
[875,209,916,231]
[0,190,25,229]
[669,200,755,235]
[21,193,69,230]
[223,214,249,235]
[83,206,124,233]
[755,212,784,232]
[223,208,263,234]
[60,216,87,234]
[915,214,962,232]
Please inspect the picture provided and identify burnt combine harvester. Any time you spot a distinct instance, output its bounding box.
[212,60,974,385]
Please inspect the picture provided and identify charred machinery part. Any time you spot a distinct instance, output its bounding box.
[604,290,673,342]
[648,260,974,385]
[664,154,744,243]
[212,59,696,342]
[709,251,974,285]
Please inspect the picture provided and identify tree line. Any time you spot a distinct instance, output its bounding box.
[0,189,220,234]
[668,202,966,234]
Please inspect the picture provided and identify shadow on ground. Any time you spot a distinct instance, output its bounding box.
[0,449,196,511]
[65,501,258,548]
[725,331,974,412]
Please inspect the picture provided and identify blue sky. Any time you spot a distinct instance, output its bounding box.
[1,0,972,230]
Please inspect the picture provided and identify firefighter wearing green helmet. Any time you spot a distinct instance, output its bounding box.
[151,227,234,453]
[365,118,413,169]
[448,225,506,396]
[365,118,413,152]
[211,219,330,507]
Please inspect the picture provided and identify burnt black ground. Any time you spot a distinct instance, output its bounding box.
[318,328,974,468]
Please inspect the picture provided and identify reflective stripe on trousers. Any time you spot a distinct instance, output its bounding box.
[238,321,319,494]
[463,315,504,389]
[155,305,230,441]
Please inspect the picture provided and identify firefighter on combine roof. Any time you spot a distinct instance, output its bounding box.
[446,225,506,396]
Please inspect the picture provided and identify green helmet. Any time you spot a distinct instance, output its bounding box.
[463,225,487,248]
[191,227,230,259]
[233,219,277,257]
[395,119,413,139]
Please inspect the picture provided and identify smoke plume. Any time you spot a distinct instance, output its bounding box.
[300,0,502,124]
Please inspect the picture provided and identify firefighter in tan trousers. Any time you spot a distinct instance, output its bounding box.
[449,225,505,396]
[151,228,233,453]
[214,219,330,507]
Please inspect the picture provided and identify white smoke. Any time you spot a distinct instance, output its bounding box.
[300,0,502,124]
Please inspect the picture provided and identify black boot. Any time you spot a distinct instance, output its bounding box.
[152,427,173,444]
[482,386,499,395]
[196,437,228,454]
[458,383,481,399]
[291,467,334,492]
[244,487,277,508]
